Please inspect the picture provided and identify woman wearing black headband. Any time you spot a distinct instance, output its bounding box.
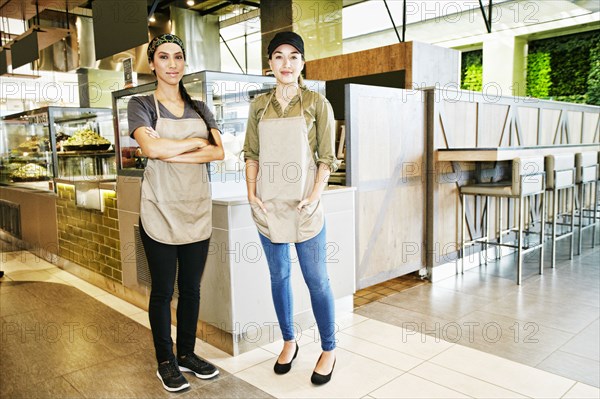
[127,33,224,392]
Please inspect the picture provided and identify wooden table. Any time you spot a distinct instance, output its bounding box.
[436,143,600,162]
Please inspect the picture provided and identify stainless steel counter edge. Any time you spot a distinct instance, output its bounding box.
[212,186,357,206]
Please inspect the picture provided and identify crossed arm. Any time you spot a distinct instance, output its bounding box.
[132,126,224,164]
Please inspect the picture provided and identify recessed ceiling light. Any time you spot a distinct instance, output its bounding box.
[187,0,194,6]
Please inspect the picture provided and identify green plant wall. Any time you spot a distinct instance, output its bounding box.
[526,30,600,104]
[461,50,483,91]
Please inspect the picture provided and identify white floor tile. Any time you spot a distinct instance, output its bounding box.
[562,382,600,398]
[410,362,527,398]
[430,345,575,398]
[95,293,145,316]
[337,332,424,371]
[236,343,403,399]
[370,373,470,398]
[342,318,454,360]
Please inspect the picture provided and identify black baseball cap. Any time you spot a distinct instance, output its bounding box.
[267,31,304,58]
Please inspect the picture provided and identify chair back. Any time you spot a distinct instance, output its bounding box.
[513,156,545,196]
[545,153,575,189]
[575,151,598,183]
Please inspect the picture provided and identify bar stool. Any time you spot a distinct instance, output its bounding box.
[460,156,545,285]
[575,151,599,254]
[544,154,576,268]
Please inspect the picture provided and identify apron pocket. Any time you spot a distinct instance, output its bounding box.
[250,201,269,230]
[298,200,324,242]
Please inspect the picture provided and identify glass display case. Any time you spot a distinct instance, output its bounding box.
[0,107,116,191]
[112,70,324,197]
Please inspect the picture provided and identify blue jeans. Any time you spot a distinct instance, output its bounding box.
[258,225,336,351]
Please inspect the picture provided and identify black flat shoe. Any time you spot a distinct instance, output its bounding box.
[311,355,335,385]
[273,342,299,375]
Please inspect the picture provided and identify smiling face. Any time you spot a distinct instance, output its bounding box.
[149,42,185,86]
[268,44,305,85]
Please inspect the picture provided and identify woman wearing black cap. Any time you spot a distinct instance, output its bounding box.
[244,31,339,385]
[127,33,224,392]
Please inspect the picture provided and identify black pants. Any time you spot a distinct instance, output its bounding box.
[139,222,210,363]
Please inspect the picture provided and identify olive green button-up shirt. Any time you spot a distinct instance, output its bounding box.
[243,86,339,172]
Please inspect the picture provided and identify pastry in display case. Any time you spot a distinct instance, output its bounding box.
[112,70,325,186]
[0,107,116,191]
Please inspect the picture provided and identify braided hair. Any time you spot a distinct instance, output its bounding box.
[178,81,217,145]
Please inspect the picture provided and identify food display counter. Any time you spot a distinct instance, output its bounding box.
[0,107,116,192]
[0,107,118,271]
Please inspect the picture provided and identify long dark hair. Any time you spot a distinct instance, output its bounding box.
[178,81,217,145]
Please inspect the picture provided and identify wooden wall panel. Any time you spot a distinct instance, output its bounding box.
[439,101,478,148]
[347,84,425,288]
[539,109,562,145]
[305,42,412,85]
[517,107,540,146]
[478,103,510,147]
[568,111,583,144]
[582,112,600,143]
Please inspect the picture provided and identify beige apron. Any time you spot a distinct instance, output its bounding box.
[251,92,324,243]
[140,94,212,244]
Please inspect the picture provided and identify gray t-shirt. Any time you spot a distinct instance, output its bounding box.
[127,94,218,138]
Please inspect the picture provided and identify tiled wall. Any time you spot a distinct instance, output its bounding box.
[56,184,122,282]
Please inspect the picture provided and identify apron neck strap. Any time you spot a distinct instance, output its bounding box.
[153,92,162,119]
[259,88,304,122]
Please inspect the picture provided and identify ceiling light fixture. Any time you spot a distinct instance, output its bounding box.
[149,15,156,23]
[187,0,195,6]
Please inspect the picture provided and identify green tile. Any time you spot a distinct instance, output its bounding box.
[102,218,117,229]
[98,245,112,257]
[107,208,118,220]
[108,228,120,240]
[85,222,99,233]
[101,265,112,277]
[112,269,122,282]
[98,225,110,237]
[106,257,120,269]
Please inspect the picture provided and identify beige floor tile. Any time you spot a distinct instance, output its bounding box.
[236,343,402,399]
[6,269,68,285]
[336,312,369,332]
[370,373,470,398]
[45,267,82,282]
[410,362,527,398]
[67,277,111,297]
[562,382,600,398]
[342,319,454,360]
[337,332,423,371]
[259,332,318,356]
[430,345,575,398]
[95,293,145,316]
[205,345,275,375]
[128,311,151,329]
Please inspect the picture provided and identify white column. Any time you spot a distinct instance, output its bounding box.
[483,33,527,97]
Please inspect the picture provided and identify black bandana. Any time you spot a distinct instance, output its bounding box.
[147,34,186,63]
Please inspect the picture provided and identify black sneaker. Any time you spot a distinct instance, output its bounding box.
[157,359,190,392]
[178,353,219,379]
